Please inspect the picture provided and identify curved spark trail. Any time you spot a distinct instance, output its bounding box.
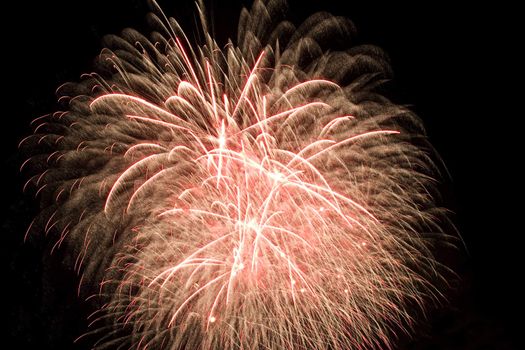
[21,0,454,349]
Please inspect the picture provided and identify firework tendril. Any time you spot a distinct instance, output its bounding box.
[21,0,454,349]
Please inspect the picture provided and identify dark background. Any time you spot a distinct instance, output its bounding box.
[2,0,518,349]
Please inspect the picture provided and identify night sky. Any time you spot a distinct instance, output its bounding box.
[2,0,517,349]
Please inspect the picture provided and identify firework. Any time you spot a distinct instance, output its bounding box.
[21,0,452,349]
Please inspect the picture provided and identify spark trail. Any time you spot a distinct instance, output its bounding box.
[21,0,454,349]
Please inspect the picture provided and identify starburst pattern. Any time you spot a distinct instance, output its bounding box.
[21,1,452,349]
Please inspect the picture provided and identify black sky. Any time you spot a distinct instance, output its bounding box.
[2,0,518,349]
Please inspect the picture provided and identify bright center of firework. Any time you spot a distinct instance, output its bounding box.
[269,171,284,182]
[246,218,258,231]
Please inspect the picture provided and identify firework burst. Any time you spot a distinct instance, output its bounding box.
[21,0,453,349]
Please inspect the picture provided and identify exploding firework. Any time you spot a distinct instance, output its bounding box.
[20,0,454,349]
